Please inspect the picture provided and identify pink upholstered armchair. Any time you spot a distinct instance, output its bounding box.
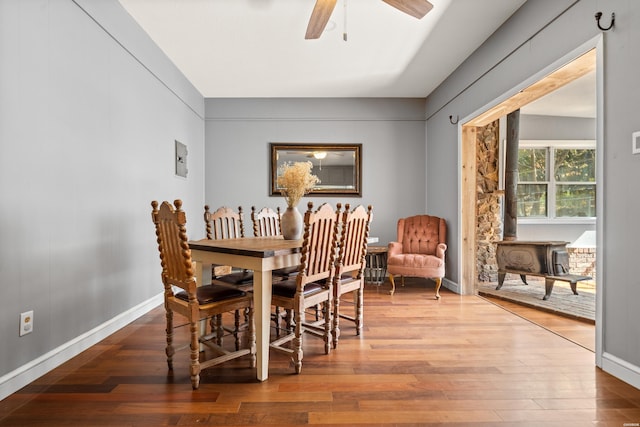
[387,215,447,299]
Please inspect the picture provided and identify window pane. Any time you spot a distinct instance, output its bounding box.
[518,148,547,181]
[517,184,547,217]
[554,149,595,182]
[556,184,596,217]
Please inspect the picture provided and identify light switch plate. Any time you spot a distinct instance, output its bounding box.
[175,140,188,177]
[633,131,640,155]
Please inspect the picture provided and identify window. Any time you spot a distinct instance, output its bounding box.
[517,141,596,220]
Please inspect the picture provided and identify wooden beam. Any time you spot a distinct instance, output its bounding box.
[460,126,477,294]
[466,49,595,127]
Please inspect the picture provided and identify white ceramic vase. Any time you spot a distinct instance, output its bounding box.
[281,206,303,240]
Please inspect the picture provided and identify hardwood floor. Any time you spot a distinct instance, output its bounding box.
[2,280,639,426]
[478,295,596,352]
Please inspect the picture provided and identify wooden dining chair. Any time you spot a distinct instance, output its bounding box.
[251,205,310,330]
[203,205,253,286]
[251,206,281,237]
[251,206,300,280]
[151,200,255,390]
[250,206,298,335]
[270,202,340,374]
[332,203,373,348]
[203,205,255,348]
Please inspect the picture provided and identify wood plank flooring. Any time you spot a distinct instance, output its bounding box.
[478,276,596,323]
[1,279,639,426]
[478,294,596,352]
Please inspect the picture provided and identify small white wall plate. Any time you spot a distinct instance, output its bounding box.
[175,140,188,177]
[633,131,640,155]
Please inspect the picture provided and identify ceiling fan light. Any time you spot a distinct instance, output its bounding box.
[313,151,328,160]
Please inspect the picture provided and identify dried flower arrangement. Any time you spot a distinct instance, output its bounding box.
[276,161,320,208]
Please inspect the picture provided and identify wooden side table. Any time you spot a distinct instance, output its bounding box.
[365,245,388,285]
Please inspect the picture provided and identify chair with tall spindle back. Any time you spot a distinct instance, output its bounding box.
[269,202,340,373]
[250,206,281,237]
[332,203,372,348]
[251,206,300,281]
[203,205,253,286]
[151,199,255,390]
[250,206,299,334]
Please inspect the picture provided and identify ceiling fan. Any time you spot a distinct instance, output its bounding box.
[305,0,434,39]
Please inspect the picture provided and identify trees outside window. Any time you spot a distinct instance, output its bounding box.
[517,142,596,219]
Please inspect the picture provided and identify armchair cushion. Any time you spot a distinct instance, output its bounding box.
[387,253,444,270]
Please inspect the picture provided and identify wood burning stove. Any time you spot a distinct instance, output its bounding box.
[495,240,591,300]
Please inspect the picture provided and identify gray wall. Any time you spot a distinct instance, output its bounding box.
[521,114,596,140]
[425,0,640,387]
[0,0,205,397]
[203,98,427,246]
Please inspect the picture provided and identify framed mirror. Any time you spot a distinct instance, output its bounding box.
[270,143,362,196]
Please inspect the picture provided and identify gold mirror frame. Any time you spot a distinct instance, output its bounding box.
[270,143,362,197]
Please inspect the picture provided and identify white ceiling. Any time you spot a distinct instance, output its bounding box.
[117,0,595,118]
[117,0,526,98]
[521,70,596,118]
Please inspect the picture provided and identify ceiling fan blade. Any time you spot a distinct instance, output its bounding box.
[305,0,338,39]
[381,0,434,19]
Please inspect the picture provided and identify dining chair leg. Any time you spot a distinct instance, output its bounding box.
[323,300,332,355]
[274,306,281,337]
[234,310,241,350]
[355,287,364,336]
[332,295,341,349]
[165,307,175,371]
[293,308,304,374]
[247,305,257,369]
[213,315,224,346]
[285,309,294,332]
[189,319,201,390]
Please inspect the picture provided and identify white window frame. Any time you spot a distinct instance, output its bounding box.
[517,140,596,225]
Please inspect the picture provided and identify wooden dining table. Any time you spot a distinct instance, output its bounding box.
[188,236,302,381]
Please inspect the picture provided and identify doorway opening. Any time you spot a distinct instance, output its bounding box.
[460,48,597,348]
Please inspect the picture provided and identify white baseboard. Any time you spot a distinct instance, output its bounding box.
[0,294,163,401]
[442,277,460,294]
[601,351,640,390]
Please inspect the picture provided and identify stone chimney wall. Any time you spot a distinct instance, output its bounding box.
[476,121,503,282]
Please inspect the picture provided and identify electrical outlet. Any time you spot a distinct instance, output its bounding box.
[20,311,33,336]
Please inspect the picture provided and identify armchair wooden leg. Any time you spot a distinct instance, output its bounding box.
[434,277,442,300]
[389,274,396,295]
